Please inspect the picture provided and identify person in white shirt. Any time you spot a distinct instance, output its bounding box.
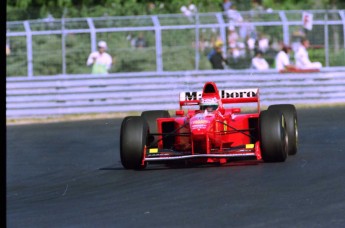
[251,50,269,70]
[294,38,322,70]
[226,4,243,24]
[6,43,11,56]
[275,45,297,72]
[86,41,113,74]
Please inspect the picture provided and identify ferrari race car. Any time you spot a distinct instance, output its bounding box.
[120,82,298,169]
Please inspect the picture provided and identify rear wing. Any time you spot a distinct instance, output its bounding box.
[179,88,259,107]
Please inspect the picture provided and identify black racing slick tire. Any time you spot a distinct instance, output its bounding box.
[120,116,148,170]
[268,104,298,155]
[141,110,170,147]
[259,109,288,162]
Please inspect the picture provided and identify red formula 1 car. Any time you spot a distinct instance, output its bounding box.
[120,82,298,169]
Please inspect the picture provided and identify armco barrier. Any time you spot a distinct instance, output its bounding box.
[6,68,345,118]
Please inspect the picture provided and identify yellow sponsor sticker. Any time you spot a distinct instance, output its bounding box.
[245,144,254,149]
[223,120,227,131]
[149,148,158,153]
[282,115,285,129]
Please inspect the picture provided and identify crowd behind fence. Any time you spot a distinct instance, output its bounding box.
[6,9,345,77]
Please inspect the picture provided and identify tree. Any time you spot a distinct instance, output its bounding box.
[6,0,345,21]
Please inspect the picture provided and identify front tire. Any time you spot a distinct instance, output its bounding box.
[268,104,298,155]
[120,116,148,169]
[260,109,288,162]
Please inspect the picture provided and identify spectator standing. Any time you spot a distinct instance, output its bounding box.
[126,33,137,48]
[207,36,217,60]
[222,0,233,11]
[291,28,306,52]
[227,26,239,49]
[86,41,113,75]
[227,26,246,61]
[257,33,270,53]
[180,5,194,22]
[240,19,257,43]
[226,4,243,26]
[246,34,256,54]
[209,39,228,69]
[251,0,264,11]
[294,38,322,70]
[135,32,147,48]
[146,2,156,14]
[251,50,269,70]
[6,44,11,56]
[275,45,297,72]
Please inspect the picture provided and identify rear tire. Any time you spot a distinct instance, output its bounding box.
[268,104,298,155]
[141,110,170,147]
[260,109,288,162]
[120,116,148,169]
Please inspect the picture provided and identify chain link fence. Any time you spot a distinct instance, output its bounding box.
[6,10,345,77]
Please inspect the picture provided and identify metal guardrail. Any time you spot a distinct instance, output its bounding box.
[6,68,345,118]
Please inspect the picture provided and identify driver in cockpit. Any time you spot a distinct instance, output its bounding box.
[199,98,219,113]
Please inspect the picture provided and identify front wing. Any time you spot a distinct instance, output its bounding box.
[143,142,262,163]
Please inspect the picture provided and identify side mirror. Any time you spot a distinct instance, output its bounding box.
[232,108,241,113]
[176,110,185,116]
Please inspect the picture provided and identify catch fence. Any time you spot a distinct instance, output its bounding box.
[6,10,345,77]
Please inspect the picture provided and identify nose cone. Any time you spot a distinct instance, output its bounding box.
[190,116,211,136]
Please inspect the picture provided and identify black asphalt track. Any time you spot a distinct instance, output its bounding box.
[6,106,345,227]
